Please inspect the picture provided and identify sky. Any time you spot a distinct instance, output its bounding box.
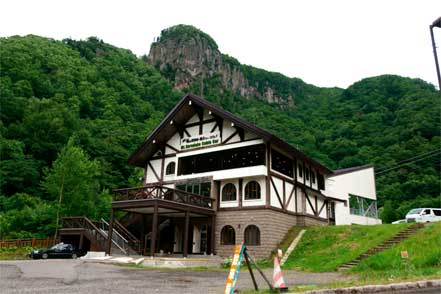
[1,0,440,89]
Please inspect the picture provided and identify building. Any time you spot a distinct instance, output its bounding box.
[63,93,381,258]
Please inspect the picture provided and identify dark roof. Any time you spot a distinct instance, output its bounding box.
[331,164,374,177]
[128,93,333,174]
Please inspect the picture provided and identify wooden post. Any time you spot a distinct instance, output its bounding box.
[183,210,190,257]
[106,208,114,255]
[238,179,243,209]
[246,250,274,291]
[150,203,159,256]
[79,233,84,250]
[210,215,216,255]
[244,249,258,291]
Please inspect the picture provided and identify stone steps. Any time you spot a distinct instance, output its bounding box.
[337,223,425,271]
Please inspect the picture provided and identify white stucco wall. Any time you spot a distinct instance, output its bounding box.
[327,167,381,225]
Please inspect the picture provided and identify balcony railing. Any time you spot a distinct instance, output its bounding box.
[112,185,214,209]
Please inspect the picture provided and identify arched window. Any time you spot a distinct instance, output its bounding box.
[165,162,176,175]
[244,225,260,245]
[221,225,235,245]
[245,181,261,200]
[222,183,237,201]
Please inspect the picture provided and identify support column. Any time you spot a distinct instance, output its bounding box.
[79,233,84,250]
[106,208,114,255]
[183,210,190,257]
[150,203,158,257]
[210,215,216,255]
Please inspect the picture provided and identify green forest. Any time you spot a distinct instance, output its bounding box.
[0,32,440,238]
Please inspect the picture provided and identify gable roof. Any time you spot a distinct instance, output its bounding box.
[330,164,374,177]
[128,93,333,174]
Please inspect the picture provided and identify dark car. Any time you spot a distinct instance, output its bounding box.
[29,243,85,259]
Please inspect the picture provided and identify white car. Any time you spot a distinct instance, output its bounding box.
[405,208,441,223]
[392,219,407,224]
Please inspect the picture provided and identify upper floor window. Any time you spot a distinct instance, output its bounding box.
[311,170,316,184]
[221,225,235,245]
[305,167,310,180]
[178,144,265,175]
[244,225,260,245]
[317,173,325,190]
[298,164,303,178]
[165,162,176,175]
[271,150,293,177]
[222,183,237,201]
[245,181,261,200]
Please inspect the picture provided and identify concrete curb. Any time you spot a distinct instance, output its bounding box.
[294,279,441,293]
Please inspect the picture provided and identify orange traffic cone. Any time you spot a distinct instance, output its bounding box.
[273,256,288,291]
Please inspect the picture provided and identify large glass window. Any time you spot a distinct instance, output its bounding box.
[222,183,237,201]
[271,150,293,177]
[221,225,235,245]
[178,144,265,175]
[244,225,260,245]
[175,182,211,197]
[245,181,261,200]
[349,194,378,218]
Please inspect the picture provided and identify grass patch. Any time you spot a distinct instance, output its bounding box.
[283,223,410,272]
[0,246,32,260]
[353,222,441,275]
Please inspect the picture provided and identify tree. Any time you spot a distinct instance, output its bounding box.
[42,138,101,237]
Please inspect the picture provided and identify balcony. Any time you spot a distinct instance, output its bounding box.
[112,185,215,210]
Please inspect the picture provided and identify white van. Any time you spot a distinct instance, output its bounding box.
[405,208,441,223]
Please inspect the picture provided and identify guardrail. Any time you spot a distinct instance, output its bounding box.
[113,185,214,209]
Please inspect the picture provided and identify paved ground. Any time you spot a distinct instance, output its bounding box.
[0,259,353,293]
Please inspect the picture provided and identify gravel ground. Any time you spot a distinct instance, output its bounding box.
[0,259,354,293]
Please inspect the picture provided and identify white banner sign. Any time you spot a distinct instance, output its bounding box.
[180,133,220,150]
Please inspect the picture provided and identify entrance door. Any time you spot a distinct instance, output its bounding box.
[192,225,201,253]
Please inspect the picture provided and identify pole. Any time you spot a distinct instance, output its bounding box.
[150,203,158,256]
[244,249,259,291]
[430,24,441,91]
[106,208,114,255]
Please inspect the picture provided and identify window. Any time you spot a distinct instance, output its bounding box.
[349,194,378,218]
[433,209,441,216]
[221,225,235,245]
[317,173,325,190]
[175,182,211,197]
[245,181,261,200]
[305,167,310,180]
[423,209,431,215]
[271,150,293,177]
[311,170,316,184]
[178,144,265,175]
[244,225,260,245]
[298,164,303,177]
[165,162,176,175]
[222,183,237,201]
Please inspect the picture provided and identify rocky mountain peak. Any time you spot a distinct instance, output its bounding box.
[147,25,295,106]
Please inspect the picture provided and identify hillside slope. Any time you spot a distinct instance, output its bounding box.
[0,28,440,237]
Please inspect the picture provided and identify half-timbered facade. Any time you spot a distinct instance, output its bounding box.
[106,93,380,258]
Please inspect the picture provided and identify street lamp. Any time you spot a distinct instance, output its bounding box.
[429,16,441,91]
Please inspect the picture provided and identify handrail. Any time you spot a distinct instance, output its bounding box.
[112,185,214,209]
[61,217,108,251]
[100,219,128,254]
[114,220,139,243]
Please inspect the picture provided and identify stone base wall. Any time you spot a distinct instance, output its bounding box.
[215,209,328,259]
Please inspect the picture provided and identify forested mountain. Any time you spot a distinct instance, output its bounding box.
[0,26,439,237]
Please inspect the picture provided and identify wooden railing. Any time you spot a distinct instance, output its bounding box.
[114,220,142,254]
[61,217,107,251]
[0,237,59,248]
[113,185,214,209]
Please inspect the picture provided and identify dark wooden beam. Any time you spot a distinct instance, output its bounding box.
[222,130,238,145]
[238,179,243,209]
[318,199,327,217]
[148,162,160,182]
[282,180,286,211]
[270,177,284,208]
[183,210,190,257]
[265,143,271,208]
[210,215,216,255]
[285,184,295,210]
[150,203,158,256]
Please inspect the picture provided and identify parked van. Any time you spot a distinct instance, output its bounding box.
[405,208,441,223]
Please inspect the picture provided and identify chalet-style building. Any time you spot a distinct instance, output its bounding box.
[61,93,381,258]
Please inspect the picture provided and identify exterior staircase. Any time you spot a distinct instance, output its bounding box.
[60,217,142,256]
[338,223,425,271]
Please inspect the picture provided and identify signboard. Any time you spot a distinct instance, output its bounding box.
[401,251,408,259]
[224,244,245,294]
[180,133,220,150]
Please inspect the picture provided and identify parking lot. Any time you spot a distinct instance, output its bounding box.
[0,259,352,293]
